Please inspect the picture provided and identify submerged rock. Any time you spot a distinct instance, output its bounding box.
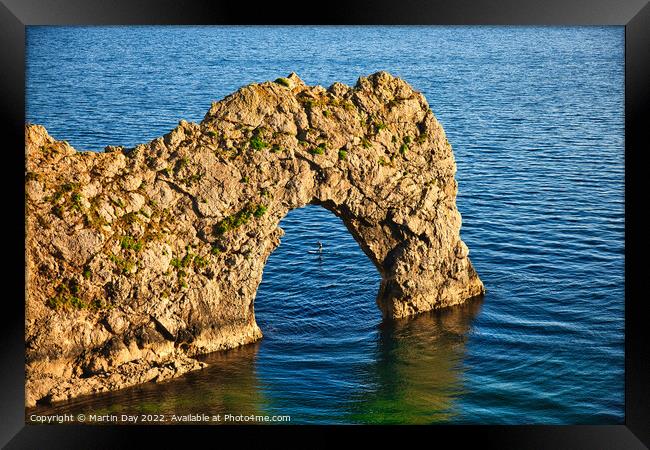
[25,72,484,407]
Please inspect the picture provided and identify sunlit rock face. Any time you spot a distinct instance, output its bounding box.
[24,72,484,406]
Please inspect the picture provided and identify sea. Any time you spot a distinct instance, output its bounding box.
[26,26,624,424]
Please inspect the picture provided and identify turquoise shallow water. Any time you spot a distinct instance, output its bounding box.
[26,26,624,424]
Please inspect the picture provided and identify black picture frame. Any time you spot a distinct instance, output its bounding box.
[2,1,648,448]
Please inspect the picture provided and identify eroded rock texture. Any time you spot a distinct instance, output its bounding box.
[25,72,484,407]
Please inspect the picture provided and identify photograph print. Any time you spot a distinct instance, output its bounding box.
[25,25,624,426]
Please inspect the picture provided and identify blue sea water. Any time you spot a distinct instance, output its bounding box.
[25,26,625,424]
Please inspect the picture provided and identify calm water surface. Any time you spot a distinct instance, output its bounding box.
[26,26,624,424]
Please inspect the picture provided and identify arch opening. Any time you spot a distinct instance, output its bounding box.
[253,204,383,340]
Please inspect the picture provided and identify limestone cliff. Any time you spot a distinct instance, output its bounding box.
[25,72,484,407]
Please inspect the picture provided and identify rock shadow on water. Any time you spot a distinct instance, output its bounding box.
[26,343,267,424]
[345,295,484,424]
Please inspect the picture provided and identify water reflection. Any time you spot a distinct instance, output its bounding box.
[346,296,483,424]
[27,297,483,424]
[27,343,267,423]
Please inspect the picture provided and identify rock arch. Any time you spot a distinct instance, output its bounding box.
[25,72,484,406]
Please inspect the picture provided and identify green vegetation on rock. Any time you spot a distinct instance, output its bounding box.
[214,203,267,235]
[71,192,83,211]
[253,204,267,218]
[193,255,209,269]
[48,182,85,217]
[46,279,103,310]
[185,173,203,186]
[51,182,79,203]
[121,211,140,225]
[40,144,59,155]
[109,253,136,275]
[168,246,212,289]
[250,135,268,151]
[309,143,327,155]
[120,235,143,252]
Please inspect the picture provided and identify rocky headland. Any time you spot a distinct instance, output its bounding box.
[25,72,484,407]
